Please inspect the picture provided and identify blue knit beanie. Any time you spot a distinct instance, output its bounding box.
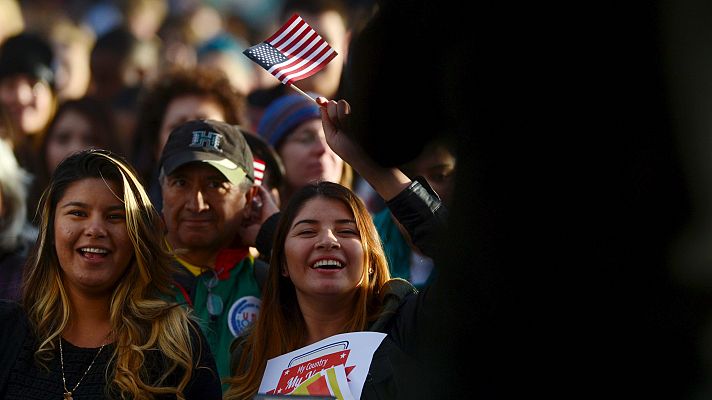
[257,93,322,147]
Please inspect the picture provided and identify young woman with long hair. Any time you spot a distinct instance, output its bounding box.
[226,99,447,399]
[0,149,221,399]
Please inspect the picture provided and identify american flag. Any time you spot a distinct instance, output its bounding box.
[253,159,266,186]
[243,14,337,86]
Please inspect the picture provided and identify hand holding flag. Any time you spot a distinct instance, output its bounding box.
[243,14,338,104]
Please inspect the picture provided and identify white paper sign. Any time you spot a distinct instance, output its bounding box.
[258,332,387,399]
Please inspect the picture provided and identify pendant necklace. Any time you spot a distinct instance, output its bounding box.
[59,338,106,400]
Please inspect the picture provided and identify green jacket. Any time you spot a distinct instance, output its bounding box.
[172,255,265,384]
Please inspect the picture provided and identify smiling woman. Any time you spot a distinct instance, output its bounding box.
[227,182,391,399]
[0,149,221,399]
[226,96,450,399]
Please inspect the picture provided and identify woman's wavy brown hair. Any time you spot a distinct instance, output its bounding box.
[225,181,390,399]
[22,149,199,399]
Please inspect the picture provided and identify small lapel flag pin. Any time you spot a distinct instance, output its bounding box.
[243,14,337,104]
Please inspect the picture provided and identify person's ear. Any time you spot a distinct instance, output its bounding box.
[281,262,289,277]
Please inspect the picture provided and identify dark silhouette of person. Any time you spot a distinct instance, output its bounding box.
[341,0,704,398]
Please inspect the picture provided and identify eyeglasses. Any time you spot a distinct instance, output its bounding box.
[204,270,224,318]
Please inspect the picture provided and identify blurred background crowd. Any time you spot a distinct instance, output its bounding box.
[0,0,458,312]
[5,0,712,398]
[0,1,373,231]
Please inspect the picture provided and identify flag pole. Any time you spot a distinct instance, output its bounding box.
[289,84,318,105]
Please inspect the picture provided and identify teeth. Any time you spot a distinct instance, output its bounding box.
[80,247,108,254]
[312,259,343,268]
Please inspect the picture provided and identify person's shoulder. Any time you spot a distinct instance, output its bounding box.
[252,258,269,289]
[229,326,254,375]
[229,331,249,358]
[182,317,222,399]
[370,279,418,332]
[381,279,418,305]
[185,316,213,351]
[0,300,24,319]
[0,300,28,340]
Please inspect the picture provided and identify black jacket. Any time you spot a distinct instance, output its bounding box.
[359,178,447,399]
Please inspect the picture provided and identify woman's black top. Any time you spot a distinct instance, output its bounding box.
[0,301,222,399]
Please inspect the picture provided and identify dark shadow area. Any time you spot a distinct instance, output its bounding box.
[345,0,704,397]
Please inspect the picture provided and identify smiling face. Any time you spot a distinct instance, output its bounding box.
[278,119,344,192]
[54,178,134,296]
[283,196,364,300]
[161,162,247,259]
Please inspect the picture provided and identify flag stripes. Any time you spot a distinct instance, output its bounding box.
[244,14,337,86]
[253,159,266,186]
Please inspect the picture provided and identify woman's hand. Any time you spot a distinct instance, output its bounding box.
[317,97,363,164]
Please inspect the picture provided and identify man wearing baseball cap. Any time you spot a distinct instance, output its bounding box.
[159,119,269,383]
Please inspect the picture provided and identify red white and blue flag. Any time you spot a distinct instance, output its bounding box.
[243,14,337,86]
[253,159,266,186]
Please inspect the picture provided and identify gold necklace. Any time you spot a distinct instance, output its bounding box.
[59,338,106,400]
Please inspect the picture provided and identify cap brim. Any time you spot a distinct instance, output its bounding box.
[162,152,248,185]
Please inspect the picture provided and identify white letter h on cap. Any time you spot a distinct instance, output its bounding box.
[190,130,223,152]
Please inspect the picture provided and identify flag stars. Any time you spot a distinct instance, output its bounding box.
[245,43,288,68]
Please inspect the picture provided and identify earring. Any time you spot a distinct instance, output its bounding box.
[368,267,374,275]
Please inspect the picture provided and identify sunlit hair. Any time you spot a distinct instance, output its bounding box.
[0,138,35,251]
[225,181,390,399]
[339,162,353,191]
[22,149,199,399]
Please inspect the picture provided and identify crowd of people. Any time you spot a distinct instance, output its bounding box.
[1,0,710,399]
[0,0,457,398]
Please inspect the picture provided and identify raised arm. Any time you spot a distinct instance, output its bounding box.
[318,97,447,257]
